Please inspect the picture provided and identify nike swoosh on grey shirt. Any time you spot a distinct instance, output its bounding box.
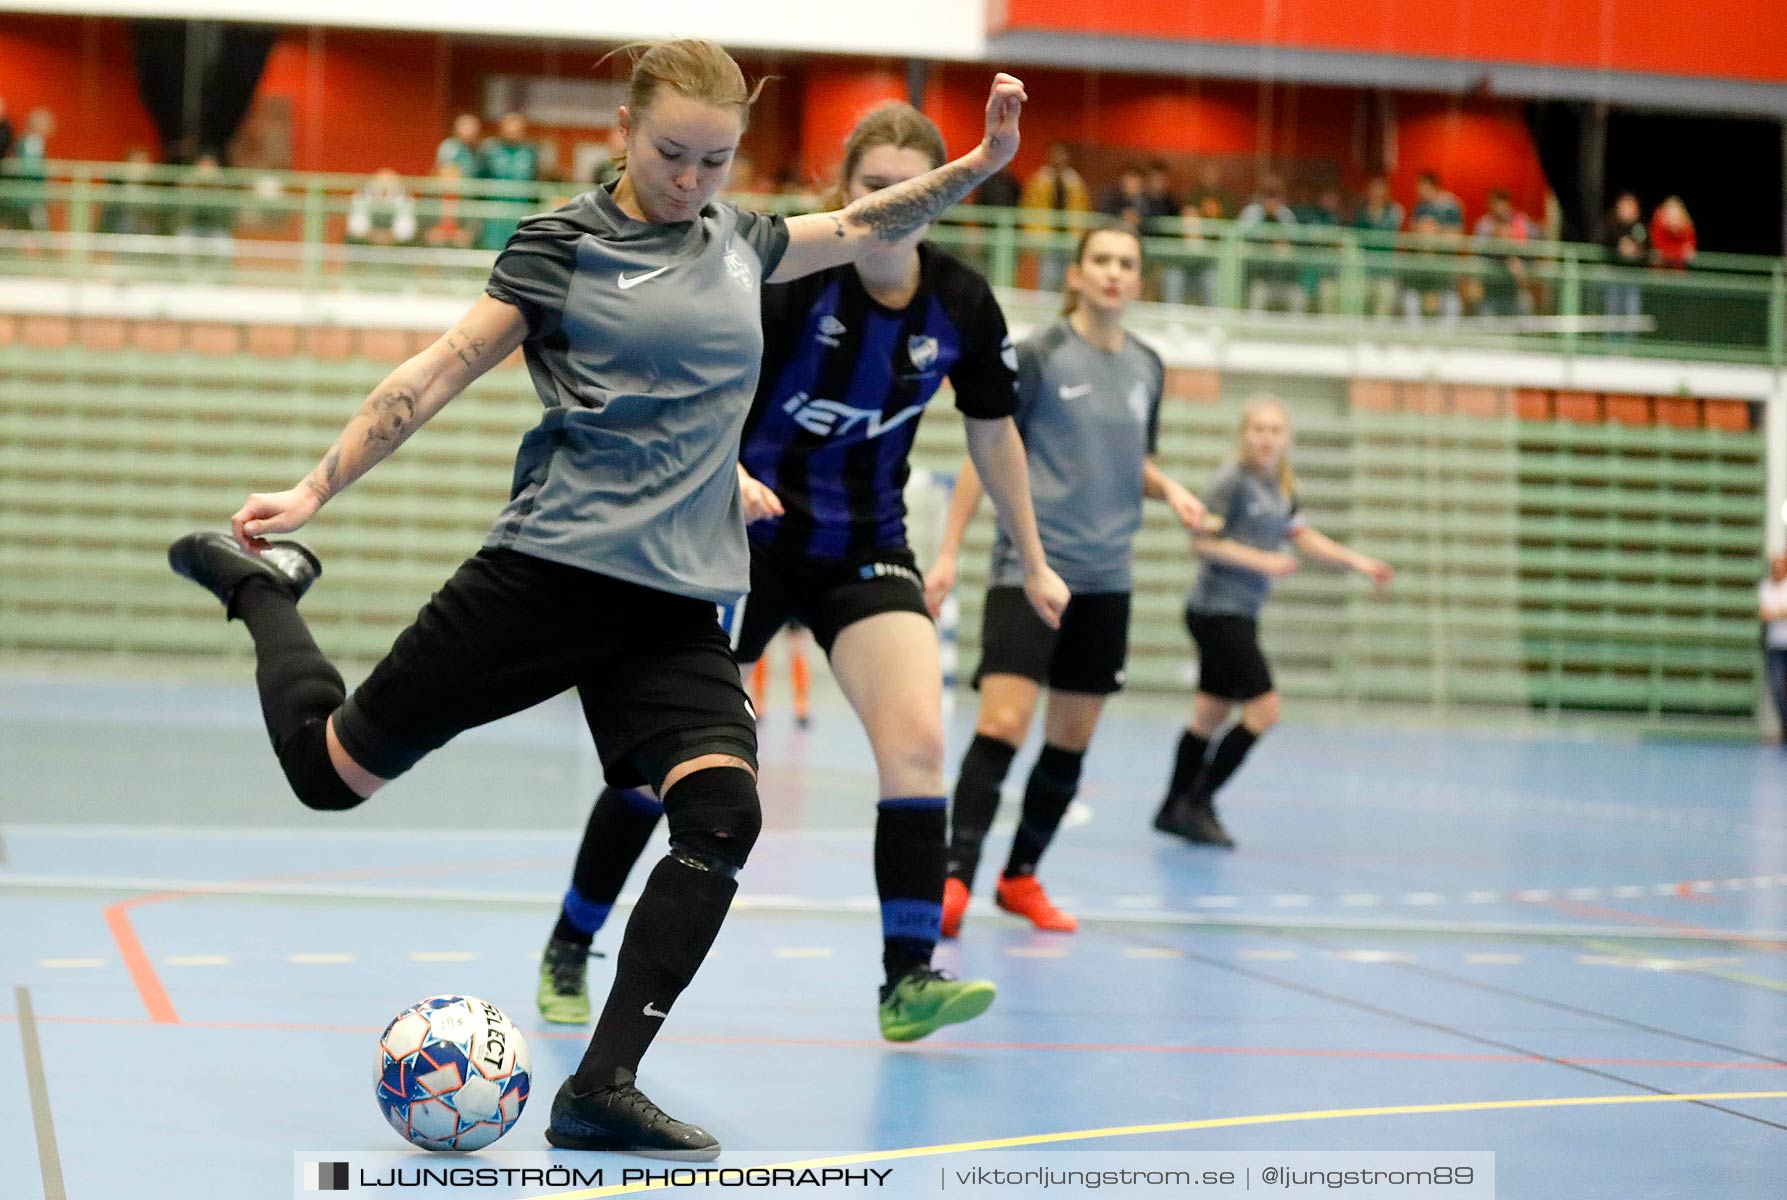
[482,186,789,605]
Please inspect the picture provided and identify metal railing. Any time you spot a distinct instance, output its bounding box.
[2,159,1783,365]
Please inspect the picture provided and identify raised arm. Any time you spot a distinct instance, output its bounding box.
[231,295,528,551]
[770,74,1027,283]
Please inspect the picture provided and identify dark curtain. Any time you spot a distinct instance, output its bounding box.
[130,20,280,164]
[1529,99,1784,254]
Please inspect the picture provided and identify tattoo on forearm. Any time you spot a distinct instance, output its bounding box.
[447,327,486,368]
[363,390,417,447]
[305,444,343,502]
[844,159,981,243]
[827,215,847,239]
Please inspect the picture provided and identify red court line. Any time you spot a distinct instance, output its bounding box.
[1532,895,1787,953]
[3,1013,1783,1072]
[94,854,562,1025]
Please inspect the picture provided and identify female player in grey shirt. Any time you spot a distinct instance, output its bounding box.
[926,226,1209,936]
[1154,396,1393,848]
[167,39,1059,1159]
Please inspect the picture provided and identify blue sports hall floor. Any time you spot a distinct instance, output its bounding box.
[2,669,1784,1198]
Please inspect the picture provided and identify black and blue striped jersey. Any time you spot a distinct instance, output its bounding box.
[740,244,1018,561]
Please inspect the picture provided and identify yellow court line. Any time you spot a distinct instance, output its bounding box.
[1583,939,1787,994]
[521,1090,1787,1199]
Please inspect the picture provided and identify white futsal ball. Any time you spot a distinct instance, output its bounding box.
[375,995,531,1150]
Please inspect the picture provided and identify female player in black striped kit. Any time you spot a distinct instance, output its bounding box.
[166,40,1040,1158]
[536,102,1069,1043]
[926,225,1209,935]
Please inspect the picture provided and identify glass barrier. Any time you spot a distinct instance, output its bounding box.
[1,161,1781,366]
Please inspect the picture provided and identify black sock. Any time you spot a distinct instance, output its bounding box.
[233,575,361,811]
[1188,725,1261,809]
[575,854,736,1088]
[1162,729,1211,810]
[1004,744,1082,878]
[876,797,946,986]
[553,787,664,947]
[946,734,1017,888]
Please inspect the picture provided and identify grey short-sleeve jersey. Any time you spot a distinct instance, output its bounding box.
[1187,461,1306,616]
[482,186,788,604]
[989,320,1164,593]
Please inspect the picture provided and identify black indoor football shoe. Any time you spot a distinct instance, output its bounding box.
[168,531,321,614]
[544,1069,720,1160]
[1154,796,1237,850]
[1151,794,1196,837]
[1182,803,1237,850]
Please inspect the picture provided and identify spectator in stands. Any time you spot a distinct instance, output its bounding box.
[1401,212,1461,324]
[174,154,235,241]
[346,169,419,247]
[435,113,481,178]
[1160,200,1217,307]
[1352,174,1404,317]
[1141,159,1178,225]
[1021,142,1091,290]
[0,95,14,163]
[1603,190,1648,338]
[1237,175,1305,313]
[1470,188,1534,317]
[1650,195,1696,270]
[98,147,166,238]
[1411,170,1463,232]
[1296,184,1344,311]
[422,162,475,249]
[587,128,626,187]
[1099,163,1147,234]
[476,111,542,251]
[1763,552,1787,742]
[1186,160,1231,220]
[0,107,52,232]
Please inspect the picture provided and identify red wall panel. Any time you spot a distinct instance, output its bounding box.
[0,16,160,162]
[926,64,1547,223]
[995,0,1787,85]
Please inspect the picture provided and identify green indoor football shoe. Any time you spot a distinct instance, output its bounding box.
[537,937,593,1025]
[877,966,996,1042]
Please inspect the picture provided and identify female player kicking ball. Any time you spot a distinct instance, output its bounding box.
[926,225,1209,936]
[167,40,1041,1158]
[536,102,1068,1043]
[1153,395,1393,849]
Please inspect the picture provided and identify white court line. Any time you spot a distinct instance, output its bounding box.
[771,948,835,959]
[1340,895,1382,907]
[290,953,355,964]
[1115,895,1162,909]
[1238,949,1299,961]
[36,958,103,969]
[1005,947,1070,958]
[3,873,1780,943]
[1402,893,1445,906]
[163,955,230,967]
[1269,895,1313,907]
[408,952,475,963]
[1333,950,1412,964]
[1123,948,1184,959]
[1464,953,1524,965]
